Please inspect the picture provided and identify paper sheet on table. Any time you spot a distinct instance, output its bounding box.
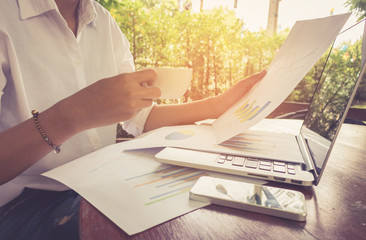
[212,13,350,143]
[42,144,265,235]
[121,124,304,163]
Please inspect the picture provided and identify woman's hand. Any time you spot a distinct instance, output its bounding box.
[56,69,161,134]
[213,70,267,116]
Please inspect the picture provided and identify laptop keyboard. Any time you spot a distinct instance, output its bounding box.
[216,154,296,175]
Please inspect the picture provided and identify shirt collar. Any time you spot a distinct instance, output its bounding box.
[18,0,58,20]
[78,0,97,27]
[18,0,97,25]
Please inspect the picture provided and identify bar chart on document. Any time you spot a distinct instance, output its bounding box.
[212,95,276,143]
[123,165,207,206]
[234,100,272,123]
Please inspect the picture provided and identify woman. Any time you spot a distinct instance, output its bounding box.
[0,0,265,239]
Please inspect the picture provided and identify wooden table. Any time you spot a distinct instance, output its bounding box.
[79,119,366,240]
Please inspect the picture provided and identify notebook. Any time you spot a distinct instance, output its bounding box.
[155,19,366,186]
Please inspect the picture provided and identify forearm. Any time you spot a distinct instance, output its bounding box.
[144,96,224,132]
[0,102,77,185]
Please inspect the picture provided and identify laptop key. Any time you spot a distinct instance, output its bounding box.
[273,161,286,166]
[232,157,245,167]
[217,156,226,164]
[245,158,258,168]
[287,164,295,170]
[273,165,286,173]
[259,165,271,171]
[226,156,234,161]
[287,169,296,175]
[260,160,272,166]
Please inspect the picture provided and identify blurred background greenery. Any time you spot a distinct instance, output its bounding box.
[96,0,366,109]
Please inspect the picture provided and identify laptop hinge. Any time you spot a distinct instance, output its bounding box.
[295,135,316,173]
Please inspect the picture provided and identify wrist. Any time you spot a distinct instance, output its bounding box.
[40,101,82,146]
[210,95,227,118]
[31,110,61,153]
[204,96,223,119]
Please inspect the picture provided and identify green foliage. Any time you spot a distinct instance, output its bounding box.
[345,0,366,20]
[97,0,286,103]
[305,39,364,139]
[96,0,365,108]
[287,38,366,108]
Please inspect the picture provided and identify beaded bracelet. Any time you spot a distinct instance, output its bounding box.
[31,110,61,153]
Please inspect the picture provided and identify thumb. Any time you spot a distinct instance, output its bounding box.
[238,69,266,90]
[246,70,267,86]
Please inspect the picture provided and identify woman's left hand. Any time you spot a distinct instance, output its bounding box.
[213,70,267,116]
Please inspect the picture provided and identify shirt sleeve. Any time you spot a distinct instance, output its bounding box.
[109,14,135,74]
[122,104,155,137]
[108,13,152,137]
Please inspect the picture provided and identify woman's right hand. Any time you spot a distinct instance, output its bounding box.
[56,69,161,134]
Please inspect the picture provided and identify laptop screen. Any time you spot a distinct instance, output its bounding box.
[300,19,366,185]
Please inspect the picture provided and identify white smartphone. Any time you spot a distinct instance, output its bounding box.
[189,176,307,221]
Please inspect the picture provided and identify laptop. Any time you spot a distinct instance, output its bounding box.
[155,19,366,186]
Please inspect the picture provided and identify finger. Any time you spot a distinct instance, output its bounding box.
[257,69,267,77]
[239,70,266,88]
[246,70,267,83]
[139,99,154,108]
[138,85,162,100]
[132,69,158,86]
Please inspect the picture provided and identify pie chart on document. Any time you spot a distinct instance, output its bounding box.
[165,130,195,140]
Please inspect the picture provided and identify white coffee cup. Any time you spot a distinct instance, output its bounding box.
[152,67,193,99]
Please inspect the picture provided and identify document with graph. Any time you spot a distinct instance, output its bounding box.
[42,147,210,235]
[213,13,351,143]
[43,146,264,235]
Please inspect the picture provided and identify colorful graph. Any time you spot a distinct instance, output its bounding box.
[234,100,271,122]
[124,166,207,206]
[165,130,195,140]
[217,133,261,153]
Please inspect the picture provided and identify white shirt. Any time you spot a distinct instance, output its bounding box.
[0,0,151,206]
